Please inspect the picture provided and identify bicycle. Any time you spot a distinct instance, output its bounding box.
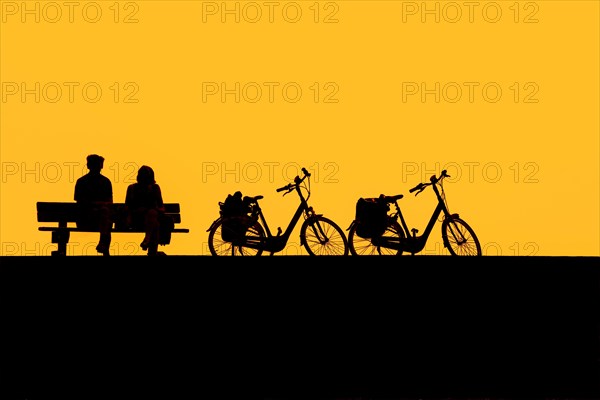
[207,167,349,256]
[347,170,482,256]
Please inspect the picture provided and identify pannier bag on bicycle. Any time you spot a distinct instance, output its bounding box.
[355,197,388,239]
[219,191,252,242]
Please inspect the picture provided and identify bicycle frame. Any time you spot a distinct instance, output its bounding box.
[244,185,315,254]
[374,176,457,255]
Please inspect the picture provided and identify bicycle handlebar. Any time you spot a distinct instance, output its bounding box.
[276,167,311,193]
[409,170,450,195]
[409,183,425,193]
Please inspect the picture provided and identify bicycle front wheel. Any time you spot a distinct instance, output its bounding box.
[207,217,265,256]
[300,216,348,256]
[348,220,405,256]
[441,217,481,256]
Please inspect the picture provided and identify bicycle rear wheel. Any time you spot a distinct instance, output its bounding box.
[441,217,481,256]
[300,216,348,256]
[207,217,265,256]
[348,220,404,256]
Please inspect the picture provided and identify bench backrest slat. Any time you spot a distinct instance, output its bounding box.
[37,202,183,224]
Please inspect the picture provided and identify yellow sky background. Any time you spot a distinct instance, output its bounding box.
[1,0,598,256]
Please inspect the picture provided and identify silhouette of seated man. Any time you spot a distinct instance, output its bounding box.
[74,154,113,256]
[125,165,166,256]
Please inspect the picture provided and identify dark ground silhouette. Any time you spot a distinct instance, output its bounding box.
[1,255,598,400]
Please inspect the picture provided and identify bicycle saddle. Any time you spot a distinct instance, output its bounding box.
[380,194,403,202]
[244,195,264,202]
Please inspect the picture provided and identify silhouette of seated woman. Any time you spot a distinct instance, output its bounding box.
[74,154,113,256]
[125,165,165,256]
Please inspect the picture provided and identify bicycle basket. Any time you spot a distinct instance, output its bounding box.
[219,191,253,242]
[221,216,252,243]
[355,197,388,239]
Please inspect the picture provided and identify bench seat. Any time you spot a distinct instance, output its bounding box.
[37,202,190,255]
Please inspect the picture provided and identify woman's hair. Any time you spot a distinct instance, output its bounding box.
[137,165,155,185]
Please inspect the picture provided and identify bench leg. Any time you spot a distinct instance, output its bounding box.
[51,230,70,256]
